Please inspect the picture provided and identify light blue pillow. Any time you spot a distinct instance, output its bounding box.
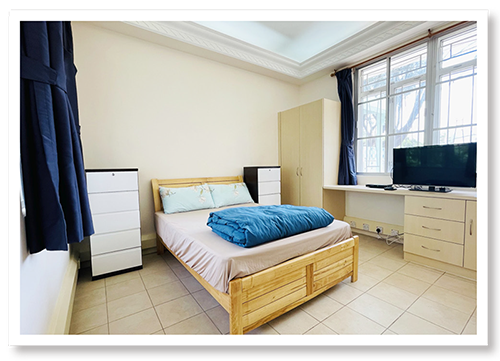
[159,184,215,214]
[208,182,254,208]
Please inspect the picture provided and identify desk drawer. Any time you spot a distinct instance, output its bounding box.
[91,247,142,277]
[87,171,138,193]
[258,168,280,182]
[89,191,139,215]
[258,181,280,195]
[405,196,465,222]
[90,228,141,256]
[404,214,465,245]
[404,234,463,266]
[92,210,140,234]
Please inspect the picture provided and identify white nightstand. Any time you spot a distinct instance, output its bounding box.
[86,169,143,280]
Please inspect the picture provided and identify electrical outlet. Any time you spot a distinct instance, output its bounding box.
[376,226,383,234]
[391,229,399,236]
[362,223,369,231]
[350,221,357,228]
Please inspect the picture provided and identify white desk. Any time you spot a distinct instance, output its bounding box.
[322,185,477,279]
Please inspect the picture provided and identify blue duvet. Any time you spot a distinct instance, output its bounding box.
[206,205,334,248]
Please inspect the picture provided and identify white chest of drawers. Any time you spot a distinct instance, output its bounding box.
[404,195,477,271]
[86,169,143,280]
[243,166,281,205]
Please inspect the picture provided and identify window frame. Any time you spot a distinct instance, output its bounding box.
[354,22,477,176]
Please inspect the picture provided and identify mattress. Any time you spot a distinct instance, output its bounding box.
[154,204,352,293]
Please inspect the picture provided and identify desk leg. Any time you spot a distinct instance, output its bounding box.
[323,189,345,220]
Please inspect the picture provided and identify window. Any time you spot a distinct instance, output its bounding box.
[355,24,477,174]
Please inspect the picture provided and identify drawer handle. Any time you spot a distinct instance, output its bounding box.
[422,205,442,210]
[422,225,441,231]
[421,245,441,252]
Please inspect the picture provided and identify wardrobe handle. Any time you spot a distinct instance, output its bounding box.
[296,167,299,176]
[299,167,303,176]
[421,245,440,252]
[469,219,473,236]
[422,225,441,232]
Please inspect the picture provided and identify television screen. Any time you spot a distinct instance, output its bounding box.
[393,143,477,188]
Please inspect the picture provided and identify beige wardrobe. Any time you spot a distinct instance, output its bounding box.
[278,98,341,208]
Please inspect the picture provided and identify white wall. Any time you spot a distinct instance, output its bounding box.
[20,210,70,334]
[72,22,300,241]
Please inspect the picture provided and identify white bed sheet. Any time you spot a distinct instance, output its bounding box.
[154,204,352,293]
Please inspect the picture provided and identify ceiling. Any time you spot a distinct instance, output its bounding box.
[94,20,452,85]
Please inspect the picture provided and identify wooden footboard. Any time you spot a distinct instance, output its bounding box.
[157,234,359,335]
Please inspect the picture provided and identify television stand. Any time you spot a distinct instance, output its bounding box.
[409,185,452,193]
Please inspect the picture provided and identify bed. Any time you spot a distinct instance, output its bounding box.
[151,175,359,335]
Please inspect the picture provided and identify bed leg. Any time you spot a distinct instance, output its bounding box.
[351,235,359,283]
[229,279,243,335]
[156,235,165,255]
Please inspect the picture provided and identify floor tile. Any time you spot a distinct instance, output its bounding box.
[300,294,343,321]
[71,234,479,338]
[246,324,279,335]
[107,290,152,322]
[80,324,109,335]
[191,289,219,311]
[73,286,106,313]
[324,283,363,305]
[70,303,108,334]
[407,297,470,334]
[434,273,477,299]
[147,280,190,306]
[104,270,141,287]
[384,272,431,296]
[268,308,319,335]
[206,305,230,334]
[141,268,179,289]
[108,308,162,335]
[367,282,419,310]
[358,262,394,281]
[163,313,221,334]
[304,323,338,335]
[348,273,380,292]
[347,293,404,328]
[421,285,476,315]
[155,294,203,329]
[397,263,444,284]
[389,312,454,335]
[367,254,407,272]
[323,307,385,335]
[180,275,204,293]
[106,278,145,302]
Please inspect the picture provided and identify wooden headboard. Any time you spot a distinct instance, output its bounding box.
[151,175,243,212]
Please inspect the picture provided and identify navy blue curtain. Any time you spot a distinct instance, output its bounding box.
[21,21,94,253]
[336,69,357,185]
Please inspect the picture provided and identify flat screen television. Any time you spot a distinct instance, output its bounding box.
[393,142,477,191]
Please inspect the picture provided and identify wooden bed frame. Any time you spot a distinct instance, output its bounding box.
[151,175,359,335]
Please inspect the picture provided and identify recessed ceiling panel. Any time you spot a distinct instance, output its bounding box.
[194,21,376,63]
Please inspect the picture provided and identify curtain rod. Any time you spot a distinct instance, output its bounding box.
[330,21,469,77]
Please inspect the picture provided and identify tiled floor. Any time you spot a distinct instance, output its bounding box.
[69,234,477,335]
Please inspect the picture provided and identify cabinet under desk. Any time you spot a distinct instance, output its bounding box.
[322,185,477,280]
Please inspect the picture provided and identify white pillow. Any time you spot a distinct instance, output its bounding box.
[159,184,215,214]
[208,182,254,208]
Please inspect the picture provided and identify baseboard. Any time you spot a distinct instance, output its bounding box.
[46,248,79,334]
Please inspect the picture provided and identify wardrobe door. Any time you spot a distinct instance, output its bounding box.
[299,100,323,207]
[279,107,301,206]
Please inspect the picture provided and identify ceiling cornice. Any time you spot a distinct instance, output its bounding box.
[94,20,451,84]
